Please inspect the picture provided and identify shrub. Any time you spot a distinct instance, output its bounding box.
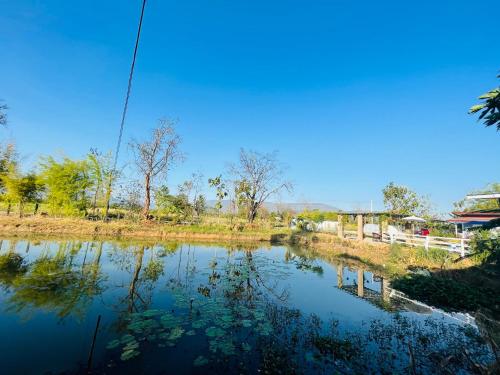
[470,231,500,266]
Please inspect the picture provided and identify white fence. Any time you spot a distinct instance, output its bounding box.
[381,233,470,256]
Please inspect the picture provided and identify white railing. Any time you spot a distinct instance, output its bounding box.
[381,232,470,256]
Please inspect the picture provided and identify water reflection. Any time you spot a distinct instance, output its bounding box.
[0,238,496,374]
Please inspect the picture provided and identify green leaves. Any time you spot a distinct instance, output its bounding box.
[470,76,500,131]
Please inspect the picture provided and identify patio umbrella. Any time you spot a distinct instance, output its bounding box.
[402,216,426,222]
[402,216,426,235]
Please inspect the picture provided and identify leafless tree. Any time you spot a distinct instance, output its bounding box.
[129,119,183,218]
[229,149,292,223]
[0,101,8,126]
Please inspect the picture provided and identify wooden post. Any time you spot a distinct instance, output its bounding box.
[357,269,364,297]
[337,263,343,288]
[337,214,344,239]
[381,277,390,302]
[460,239,465,257]
[357,214,364,241]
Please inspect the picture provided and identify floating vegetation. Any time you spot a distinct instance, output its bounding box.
[193,355,208,367]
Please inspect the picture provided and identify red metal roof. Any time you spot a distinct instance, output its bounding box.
[451,211,500,218]
[448,216,498,223]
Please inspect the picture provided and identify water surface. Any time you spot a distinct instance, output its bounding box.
[0,238,492,374]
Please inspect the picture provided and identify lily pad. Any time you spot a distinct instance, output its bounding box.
[106,339,121,350]
[241,319,252,328]
[205,326,225,337]
[120,349,140,361]
[193,355,209,367]
[168,326,185,341]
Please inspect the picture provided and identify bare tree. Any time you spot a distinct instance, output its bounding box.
[129,119,183,218]
[229,149,292,223]
[0,101,7,126]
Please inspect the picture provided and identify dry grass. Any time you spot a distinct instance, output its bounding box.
[0,215,291,243]
[0,215,479,276]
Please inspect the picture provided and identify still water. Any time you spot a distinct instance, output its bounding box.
[0,238,493,374]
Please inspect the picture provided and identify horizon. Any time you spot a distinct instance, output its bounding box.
[1,0,499,214]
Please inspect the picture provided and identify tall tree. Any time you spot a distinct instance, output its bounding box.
[469,73,500,131]
[208,175,228,215]
[39,156,93,215]
[0,143,18,194]
[129,119,183,218]
[454,182,500,211]
[229,149,291,223]
[1,170,44,217]
[0,101,7,126]
[382,182,429,216]
[87,149,117,216]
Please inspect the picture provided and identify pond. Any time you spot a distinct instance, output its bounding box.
[0,237,494,374]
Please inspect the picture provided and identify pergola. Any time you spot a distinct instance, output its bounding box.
[335,211,405,240]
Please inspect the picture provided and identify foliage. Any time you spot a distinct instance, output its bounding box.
[0,143,18,193]
[382,182,430,217]
[208,175,227,213]
[454,182,500,211]
[415,247,452,268]
[154,185,191,221]
[391,273,497,314]
[298,210,338,223]
[87,149,117,215]
[470,230,500,265]
[193,194,206,216]
[469,73,500,131]
[1,169,44,216]
[39,156,93,215]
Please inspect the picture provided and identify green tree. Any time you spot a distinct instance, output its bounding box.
[193,194,206,217]
[469,73,500,131]
[454,182,500,211]
[154,185,191,221]
[208,175,228,214]
[382,182,429,216]
[87,149,117,216]
[2,169,44,217]
[0,144,18,216]
[39,156,93,215]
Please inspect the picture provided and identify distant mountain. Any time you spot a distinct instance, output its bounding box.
[206,200,340,213]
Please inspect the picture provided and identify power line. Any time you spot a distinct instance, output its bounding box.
[112,0,147,172]
[105,0,147,216]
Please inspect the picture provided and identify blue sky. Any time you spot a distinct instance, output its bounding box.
[1,0,499,213]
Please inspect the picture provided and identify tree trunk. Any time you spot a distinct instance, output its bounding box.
[103,184,111,219]
[7,202,11,216]
[128,246,145,312]
[143,173,151,218]
[92,183,100,215]
[247,202,258,223]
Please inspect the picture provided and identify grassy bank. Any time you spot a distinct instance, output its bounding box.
[0,215,497,321]
[0,215,479,274]
[0,215,293,243]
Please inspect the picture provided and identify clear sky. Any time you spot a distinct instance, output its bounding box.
[1,0,499,213]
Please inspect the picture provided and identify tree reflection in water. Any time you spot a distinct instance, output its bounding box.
[2,240,105,320]
[0,239,497,374]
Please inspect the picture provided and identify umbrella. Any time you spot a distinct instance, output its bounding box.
[402,216,426,223]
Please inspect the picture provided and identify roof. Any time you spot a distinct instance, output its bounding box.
[448,216,498,224]
[451,210,500,218]
[466,193,500,200]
